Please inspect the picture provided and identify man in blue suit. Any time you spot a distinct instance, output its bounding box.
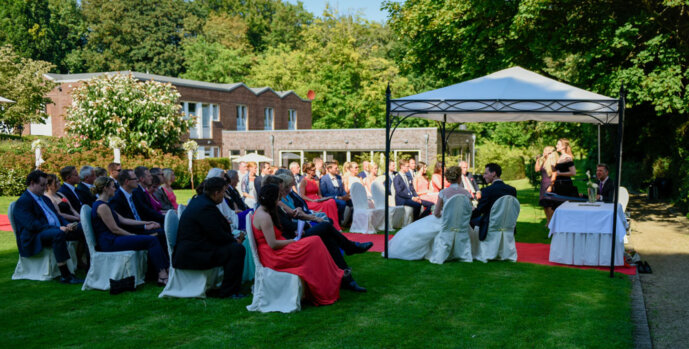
[470,163,517,240]
[110,169,164,236]
[132,166,165,225]
[319,161,352,225]
[58,166,83,212]
[394,158,432,221]
[13,170,83,284]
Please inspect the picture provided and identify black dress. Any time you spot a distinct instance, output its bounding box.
[553,161,579,201]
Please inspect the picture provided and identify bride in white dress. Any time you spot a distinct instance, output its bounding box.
[386,166,472,260]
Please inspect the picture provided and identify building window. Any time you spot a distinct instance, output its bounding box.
[182,101,216,139]
[264,107,274,130]
[246,150,265,155]
[195,146,219,159]
[236,105,247,131]
[288,109,297,130]
[212,104,219,121]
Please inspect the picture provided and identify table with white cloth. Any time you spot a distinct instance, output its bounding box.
[548,202,626,266]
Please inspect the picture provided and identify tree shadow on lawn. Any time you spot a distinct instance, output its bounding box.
[0,245,632,348]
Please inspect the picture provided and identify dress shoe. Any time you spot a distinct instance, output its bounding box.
[343,280,367,293]
[59,275,84,284]
[231,293,249,299]
[354,242,373,254]
[643,261,652,274]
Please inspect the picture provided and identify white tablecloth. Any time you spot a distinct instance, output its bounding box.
[548,202,626,266]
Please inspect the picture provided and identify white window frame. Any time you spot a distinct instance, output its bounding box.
[264,107,274,130]
[288,109,297,130]
[183,101,216,139]
[236,105,248,131]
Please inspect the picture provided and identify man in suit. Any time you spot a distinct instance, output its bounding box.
[408,158,418,178]
[320,161,352,225]
[108,162,121,189]
[458,161,481,200]
[358,160,370,179]
[470,163,518,240]
[58,166,83,211]
[76,165,97,207]
[289,162,302,185]
[596,163,614,203]
[13,170,83,284]
[132,166,165,225]
[174,177,246,298]
[109,169,163,237]
[394,158,433,220]
[224,170,249,212]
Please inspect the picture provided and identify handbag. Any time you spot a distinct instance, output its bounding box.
[109,276,136,295]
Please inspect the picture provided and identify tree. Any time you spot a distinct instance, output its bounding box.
[65,73,192,155]
[0,45,56,135]
[180,37,252,83]
[68,0,192,76]
[0,0,85,73]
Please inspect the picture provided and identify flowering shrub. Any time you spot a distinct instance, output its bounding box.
[66,73,193,155]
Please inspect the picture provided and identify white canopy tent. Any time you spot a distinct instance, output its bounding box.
[383,66,625,276]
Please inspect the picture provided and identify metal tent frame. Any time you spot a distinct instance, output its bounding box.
[382,73,625,278]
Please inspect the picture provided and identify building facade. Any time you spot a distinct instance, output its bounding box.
[36,71,312,158]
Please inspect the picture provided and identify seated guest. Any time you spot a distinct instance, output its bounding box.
[206,168,237,224]
[147,175,166,214]
[430,162,450,193]
[45,174,80,223]
[174,177,246,298]
[289,161,302,185]
[132,166,165,225]
[58,166,83,211]
[240,161,259,208]
[596,163,614,203]
[318,161,352,227]
[408,158,418,178]
[76,165,97,207]
[458,161,481,200]
[160,168,178,210]
[470,163,517,240]
[224,170,252,231]
[91,176,169,286]
[358,160,370,179]
[109,169,164,239]
[394,158,433,221]
[300,162,343,231]
[13,170,83,284]
[108,162,122,189]
[94,166,108,178]
[313,157,324,179]
[266,174,369,292]
[363,162,379,194]
[252,184,344,305]
[275,170,329,222]
[342,162,365,194]
[388,166,471,260]
[413,161,438,204]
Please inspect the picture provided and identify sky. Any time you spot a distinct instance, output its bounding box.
[285,0,399,23]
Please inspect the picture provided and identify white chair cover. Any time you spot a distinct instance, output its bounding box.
[618,187,629,212]
[159,211,223,298]
[371,181,408,229]
[245,214,303,313]
[177,204,186,217]
[427,195,473,264]
[9,201,77,281]
[475,196,520,263]
[349,182,385,234]
[80,206,147,291]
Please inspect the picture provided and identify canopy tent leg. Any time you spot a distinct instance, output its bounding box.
[598,124,601,164]
[441,116,447,186]
[610,86,626,277]
[384,85,391,258]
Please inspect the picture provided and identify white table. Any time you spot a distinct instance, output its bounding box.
[548,202,627,266]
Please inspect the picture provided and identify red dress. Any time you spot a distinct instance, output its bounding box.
[252,218,343,306]
[303,179,342,231]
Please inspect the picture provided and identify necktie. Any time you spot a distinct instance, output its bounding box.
[37,197,60,227]
[128,196,142,221]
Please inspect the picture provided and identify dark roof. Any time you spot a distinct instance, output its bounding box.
[44,71,309,102]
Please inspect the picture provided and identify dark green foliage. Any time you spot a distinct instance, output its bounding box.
[205,157,231,170]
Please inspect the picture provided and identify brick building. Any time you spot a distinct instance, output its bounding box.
[32,71,475,167]
[35,72,311,158]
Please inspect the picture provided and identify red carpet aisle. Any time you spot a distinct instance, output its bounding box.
[343,232,636,275]
[0,214,11,231]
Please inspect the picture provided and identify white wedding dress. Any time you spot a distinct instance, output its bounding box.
[385,184,471,260]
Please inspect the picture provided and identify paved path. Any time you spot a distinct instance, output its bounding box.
[627,195,689,349]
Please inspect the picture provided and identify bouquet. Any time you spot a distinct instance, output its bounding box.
[182,140,198,152]
[31,139,44,151]
[108,136,126,150]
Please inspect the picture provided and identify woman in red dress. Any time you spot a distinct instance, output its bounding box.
[430,162,450,193]
[298,162,342,231]
[252,184,344,306]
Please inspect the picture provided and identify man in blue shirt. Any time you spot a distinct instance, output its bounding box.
[13,170,83,284]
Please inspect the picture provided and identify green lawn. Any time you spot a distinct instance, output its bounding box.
[0,181,633,348]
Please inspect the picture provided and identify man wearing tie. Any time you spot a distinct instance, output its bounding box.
[109,169,163,237]
[13,170,83,284]
[458,161,481,200]
[596,163,614,203]
[320,162,352,225]
[394,159,432,221]
[58,166,83,211]
[408,158,418,178]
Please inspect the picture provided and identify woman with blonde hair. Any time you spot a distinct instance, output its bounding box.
[535,146,558,225]
[364,162,379,193]
[548,138,578,207]
[342,161,364,194]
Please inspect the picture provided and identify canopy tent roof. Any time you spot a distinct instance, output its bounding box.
[391,67,619,124]
[232,152,273,163]
[0,96,15,103]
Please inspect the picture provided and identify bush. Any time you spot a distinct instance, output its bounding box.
[474,141,528,180]
[206,157,231,170]
[0,168,29,196]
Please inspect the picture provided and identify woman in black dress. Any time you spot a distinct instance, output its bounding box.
[547,138,578,207]
[535,146,558,225]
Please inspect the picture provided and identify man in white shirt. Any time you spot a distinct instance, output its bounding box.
[319,162,352,225]
[408,158,417,178]
[393,159,432,220]
[458,161,481,200]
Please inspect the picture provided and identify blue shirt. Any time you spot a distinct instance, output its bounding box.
[28,191,60,227]
[119,187,141,221]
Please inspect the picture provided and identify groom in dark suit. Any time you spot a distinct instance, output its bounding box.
[470,163,517,240]
[596,163,614,203]
[394,158,432,220]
